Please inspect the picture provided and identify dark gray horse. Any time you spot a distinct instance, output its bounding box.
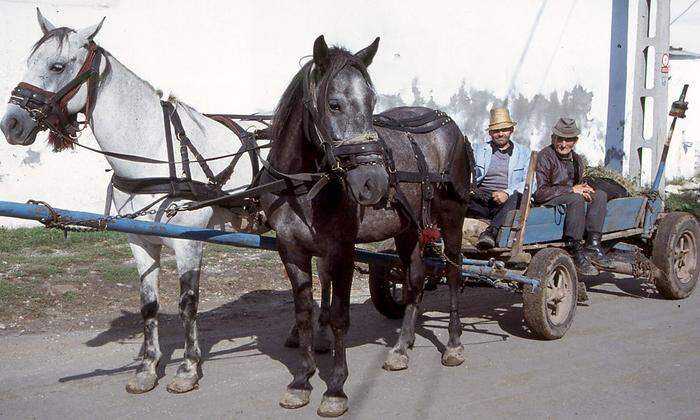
[259,35,471,417]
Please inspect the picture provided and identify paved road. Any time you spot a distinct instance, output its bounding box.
[1,274,699,419]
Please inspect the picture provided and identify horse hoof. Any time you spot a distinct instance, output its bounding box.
[441,346,465,367]
[279,388,311,409]
[382,351,408,371]
[125,372,158,394]
[317,396,348,417]
[166,374,199,394]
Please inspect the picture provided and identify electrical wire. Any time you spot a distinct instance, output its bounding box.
[671,0,699,25]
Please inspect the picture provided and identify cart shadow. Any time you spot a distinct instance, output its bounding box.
[57,286,535,387]
[580,272,660,299]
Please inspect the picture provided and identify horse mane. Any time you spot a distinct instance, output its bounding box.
[271,46,373,142]
[30,27,75,57]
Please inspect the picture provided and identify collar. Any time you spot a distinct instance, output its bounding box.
[490,140,513,156]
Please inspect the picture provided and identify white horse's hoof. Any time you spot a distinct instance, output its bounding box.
[317,395,348,417]
[441,345,465,367]
[279,388,311,409]
[166,374,199,394]
[382,351,408,371]
[125,371,158,394]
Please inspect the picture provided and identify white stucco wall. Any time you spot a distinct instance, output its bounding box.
[0,0,698,227]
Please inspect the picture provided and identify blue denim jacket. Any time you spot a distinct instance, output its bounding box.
[472,140,531,196]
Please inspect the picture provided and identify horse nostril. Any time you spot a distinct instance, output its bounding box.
[364,178,376,193]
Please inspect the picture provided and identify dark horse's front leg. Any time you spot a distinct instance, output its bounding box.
[284,265,333,353]
[440,208,466,367]
[383,230,424,371]
[278,245,316,410]
[315,255,354,417]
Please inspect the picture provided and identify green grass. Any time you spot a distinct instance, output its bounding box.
[0,278,38,303]
[62,291,78,301]
[666,191,700,217]
[94,262,138,283]
[0,227,127,253]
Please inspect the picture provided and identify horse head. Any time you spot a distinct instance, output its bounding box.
[303,35,389,206]
[1,9,104,150]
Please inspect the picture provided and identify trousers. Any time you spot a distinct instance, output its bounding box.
[467,191,522,235]
[542,190,607,240]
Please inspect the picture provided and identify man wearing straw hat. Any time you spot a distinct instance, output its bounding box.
[469,107,531,250]
[533,118,609,275]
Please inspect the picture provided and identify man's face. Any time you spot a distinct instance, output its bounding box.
[488,127,513,148]
[552,134,578,156]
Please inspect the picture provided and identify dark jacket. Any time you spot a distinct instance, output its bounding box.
[533,145,584,204]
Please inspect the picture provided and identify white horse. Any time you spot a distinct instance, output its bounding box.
[0,10,262,394]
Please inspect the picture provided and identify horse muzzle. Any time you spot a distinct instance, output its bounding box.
[345,156,389,206]
[1,105,39,146]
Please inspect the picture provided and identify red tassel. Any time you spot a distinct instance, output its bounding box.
[419,226,442,245]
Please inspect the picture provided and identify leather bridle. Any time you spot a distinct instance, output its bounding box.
[9,42,102,142]
[300,56,385,176]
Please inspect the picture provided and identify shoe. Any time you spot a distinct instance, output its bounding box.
[476,230,496,250]
[571,241,598,276]
[585,232,611,265]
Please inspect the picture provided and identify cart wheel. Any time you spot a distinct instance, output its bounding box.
[523,248,578,340]
[651,212,700,299]
[368,250,406,319]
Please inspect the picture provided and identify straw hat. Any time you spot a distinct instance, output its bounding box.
[486,108,517,131]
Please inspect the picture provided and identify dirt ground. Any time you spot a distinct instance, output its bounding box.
[0,227,375,335]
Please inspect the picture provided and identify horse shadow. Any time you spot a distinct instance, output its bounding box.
[57,285,537,387]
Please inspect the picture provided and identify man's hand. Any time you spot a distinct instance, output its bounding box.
[492,191,509,205]
[573,183,595,202]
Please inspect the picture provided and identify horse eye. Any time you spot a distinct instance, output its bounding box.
[328,99,341,112]
[49,63,66,73]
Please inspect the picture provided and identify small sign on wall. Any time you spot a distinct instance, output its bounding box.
[661,53,670,73]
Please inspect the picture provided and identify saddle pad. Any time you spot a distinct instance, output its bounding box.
[373,106,453,134]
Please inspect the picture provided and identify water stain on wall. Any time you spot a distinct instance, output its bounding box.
[377,80,605,158]
[21,150,41,167]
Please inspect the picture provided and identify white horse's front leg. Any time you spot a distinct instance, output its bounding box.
[125,235,163,394]
[166,239,204,393]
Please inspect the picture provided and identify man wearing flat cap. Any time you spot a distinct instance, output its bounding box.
[469,107,531,249]
[534,118,608,275]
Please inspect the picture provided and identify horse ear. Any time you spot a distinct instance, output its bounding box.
[313,35,330,69]
[36,8,56,35]
[77,17,106,41]
[355,37,380,67]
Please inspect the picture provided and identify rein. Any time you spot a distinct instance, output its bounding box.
[9,41,268,210]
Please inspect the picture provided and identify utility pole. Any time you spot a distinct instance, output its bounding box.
[628,0,671,187]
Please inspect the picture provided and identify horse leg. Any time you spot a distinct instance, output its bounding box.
[439,211,466,367]
[284,270,331,353]
[279,246,316,409]
[314,267,333,353]
[316,256,353,417]
[166,240,204,393]
[125,236,162,394]
[383,231,424,371]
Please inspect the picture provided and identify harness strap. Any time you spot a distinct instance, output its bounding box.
[161,102,179,196]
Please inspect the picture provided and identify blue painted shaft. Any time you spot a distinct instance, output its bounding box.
[461,265,540,288]
[0,200,278,250]
[0,200,539,288]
